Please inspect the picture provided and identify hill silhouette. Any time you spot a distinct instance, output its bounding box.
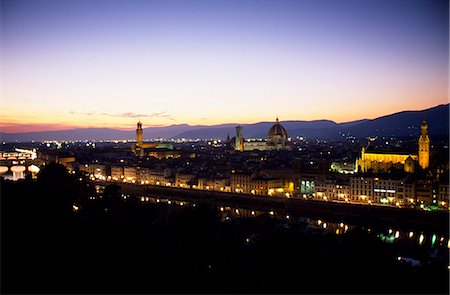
[1,104,448,142]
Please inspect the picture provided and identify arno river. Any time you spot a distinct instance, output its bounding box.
[92,180,450,270]
[132,194,449,252]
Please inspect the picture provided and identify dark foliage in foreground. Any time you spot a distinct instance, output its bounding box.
[1,163,448,294]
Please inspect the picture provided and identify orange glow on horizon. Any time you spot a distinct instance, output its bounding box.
[0,101,447,133]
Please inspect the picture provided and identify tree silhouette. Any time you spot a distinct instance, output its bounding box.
[35,162,77,222]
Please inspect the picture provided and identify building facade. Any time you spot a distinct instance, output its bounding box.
[356,120,430,173]
[230,172,283,196]
[175,173,197,188]
[314,180,350,202]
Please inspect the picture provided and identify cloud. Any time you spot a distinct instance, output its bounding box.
[0,123,78,133]
[161,114,176,121]
[69,110,98,116]
[70,110,176,121]
[114,112,147,118]
[110,111,174,120]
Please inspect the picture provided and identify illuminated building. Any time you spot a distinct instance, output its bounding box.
[372,178,405,204]
[418,119,430,169]
[111,165,124,180]
[306,175,422,205]
[137,167,151,182]
[79,163,108,179]
[230,171,283,195]
[415,179,433,204]
[356,144,417,173]
[233,117,292,151]
[197,178,230,191]
[148,150,195,160]
[396,179,415,201]
[349,177,374,202]
[235,126,244,152]
[131,121,174,156]
[261,169,298,194]
[330,161,356,174]
[139,168,173,185]
[124,166,137,181]
[348,176,415,205]
[356,120,430,173]
[136,121,143,145]
[0,148,41,180]
[349,176,406,205]
[300,179,315,195]
[437,183,449,206]
[175,173,197,188]
[266,117,290,149]
[314,180,350,202]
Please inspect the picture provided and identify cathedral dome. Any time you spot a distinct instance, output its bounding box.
[267,117,288,140]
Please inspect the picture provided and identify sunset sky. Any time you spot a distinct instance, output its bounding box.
[1,0,448,133]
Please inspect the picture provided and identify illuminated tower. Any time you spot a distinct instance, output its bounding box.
[235,126,244,152]
[136,121,143,146]
[418,119,430,169]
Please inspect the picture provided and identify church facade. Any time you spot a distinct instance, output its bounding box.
[356,120,430,173]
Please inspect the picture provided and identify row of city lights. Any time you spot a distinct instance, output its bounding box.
[77,170,448,210]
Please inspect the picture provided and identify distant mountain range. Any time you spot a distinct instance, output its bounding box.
[1,104,448,142]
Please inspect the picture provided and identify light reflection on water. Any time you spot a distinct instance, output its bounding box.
[132,195,448,250]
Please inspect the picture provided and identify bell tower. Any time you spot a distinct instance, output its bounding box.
[136,121,143,146]
[235,126,244,152]
[418,119,430,169]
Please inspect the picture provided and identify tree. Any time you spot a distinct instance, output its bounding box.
[36,162,76,222]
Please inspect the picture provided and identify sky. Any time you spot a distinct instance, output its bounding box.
[1,0,448,132]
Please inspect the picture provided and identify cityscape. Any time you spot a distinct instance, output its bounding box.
[1,0,449,294]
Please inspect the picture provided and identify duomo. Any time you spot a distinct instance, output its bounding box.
[230,117,292,151]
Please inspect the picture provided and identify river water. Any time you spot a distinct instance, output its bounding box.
[128,194,449,264]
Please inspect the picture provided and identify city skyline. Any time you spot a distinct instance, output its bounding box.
[1,0,449,288]
[2,0,448,133]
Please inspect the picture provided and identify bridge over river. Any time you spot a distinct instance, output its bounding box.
[0,149,43,180]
